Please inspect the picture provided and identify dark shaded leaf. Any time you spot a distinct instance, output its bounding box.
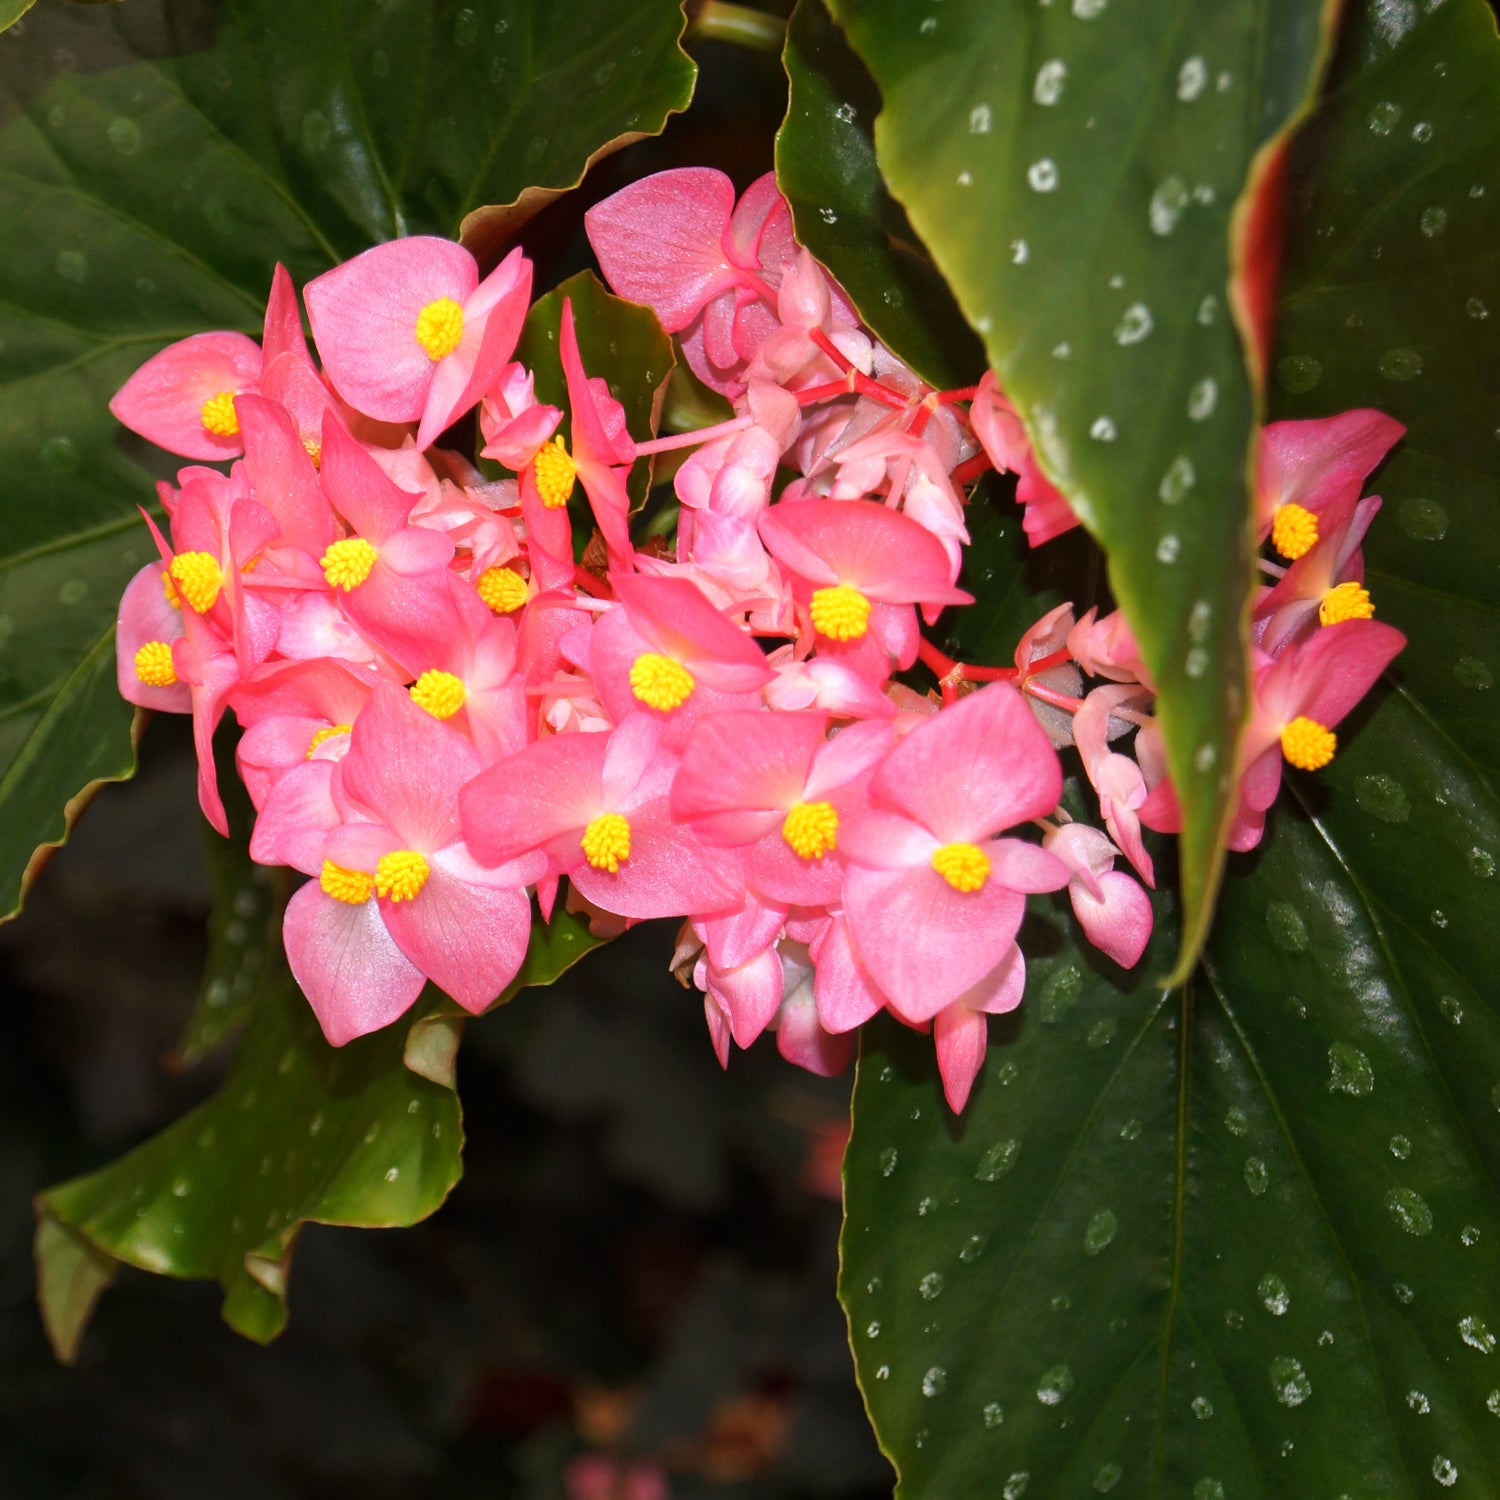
[776,0,983,390]
[840,3,1500,1491]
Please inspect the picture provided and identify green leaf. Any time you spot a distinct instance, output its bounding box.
[841,3,1500,1491]
[37,964,466,1349]
[33,1213,116,1366]
[826,0,1341,974]
[776,0,984,390]
[515,268,677,509]
[0,0,695,920]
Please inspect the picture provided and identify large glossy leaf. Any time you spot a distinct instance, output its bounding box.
[775,0,984,391]
[0,0,695,920]
[826,0,1340,974]
[840,1,1500,1492]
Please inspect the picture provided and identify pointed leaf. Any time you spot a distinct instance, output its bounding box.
[826,0,1342,973]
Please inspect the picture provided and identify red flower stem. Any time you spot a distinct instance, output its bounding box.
[916,637,960,679]
[572,567,613,601]
[796,378,858,406]
[1023,647,1074,676]
[809,328,854,373]
[938,386,980,404]
[1021,680,1086,714]
[632,413,755,457]
[950,453,995,486]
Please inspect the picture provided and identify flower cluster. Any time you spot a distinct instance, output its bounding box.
[110,167,1404,1112]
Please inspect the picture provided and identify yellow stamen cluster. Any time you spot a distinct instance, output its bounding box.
[169,550,225,613]
[932,841,990,892]
[581,812,632,873]
[302,437,323,469]
[629,652,695,712]
[1280,715,1337,771]
[321,537,378,591]
[133,640,178,687]
[306,723,352,758]
[1319,580,1375,627]
[200,390,240,437]
[414,296,465,360]
[809,584,871,642]
[375,849,430,903]
[320,859,374,905]
[782,800,839,860]
[534,435,578,510]
[1270,502,1318,560]
[476,566,528,613]
[410,669,467,720]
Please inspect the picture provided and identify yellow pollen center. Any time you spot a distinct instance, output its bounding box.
[169,550,225,613]
[410,669,467,720]
[306,723,352,758]
[302,437,323,469]
[932,841,991,892]
[1319,580,1375,627]
[375,849,430,903]
[809,584,871,642]
[533,435,578,509]
[319,859,374,905]
[1270,502,1319,560]
[133,640,178,688]
[321,537,378,591]
[782,801,839,860]
[476,566,529,613]
[162,572,182,609]
[1281,715,1337,771]
[581,812,632,873]
[200,390,240,437]
[414,296,465,360]
[629,652,695,712]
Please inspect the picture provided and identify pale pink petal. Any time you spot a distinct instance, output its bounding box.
[305,236,477,422]
[283,879,426,1046]
[381,864,533,1013]
[585,168,740,332]
[109,332,262,460]
[339,681,481,851]
[1070,869,1153,968]
[870,681,1062,842]
[844,863,1025,1021]
[811,914,887,1033]
[933,1002,988,1114]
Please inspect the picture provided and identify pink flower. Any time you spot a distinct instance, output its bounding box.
[283,683,544,1044]
[305,238,531,451]
[932,945,1027,1112]
[1043,822,1152,968]
[459,713,743,921]
[839,682,1067,1021]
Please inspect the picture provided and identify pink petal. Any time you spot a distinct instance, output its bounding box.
[1070,869,1153,968]
[109,332,262,460]
[933,1002,988,1114]
[844,863,1026,1022]
[869,681,1063,842]
[381,862,533,1013]
[283,879,426,1046]
[584,168,740,333]
[305,236,477,422]
[339,681,481,851]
